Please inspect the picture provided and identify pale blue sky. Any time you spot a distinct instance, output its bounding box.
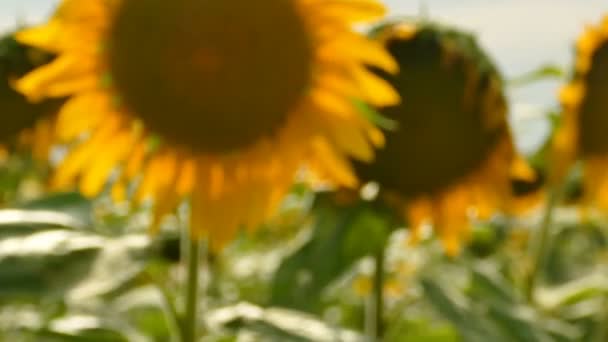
[2,0,605,72]
[1,0,606,152]
[1,0,604,74]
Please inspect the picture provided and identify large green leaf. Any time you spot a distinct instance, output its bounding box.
[0,192,91,238]
[66,234,152,302]
[0,229,103,299]
[16,192,93,227]
[206,302,364,342]
[0,209,85,233]
[37,315,131,342]
[270,194,392,312]
[0,226,151,302]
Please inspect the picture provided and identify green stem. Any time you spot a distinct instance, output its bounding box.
[525,187,559,303]
[372,248,385,341]
[146,270,183,342]
[182,239,201,342]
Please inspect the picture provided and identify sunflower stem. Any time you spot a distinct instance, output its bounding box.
[525,186,559,303]
[372,247,385,341]
[182,238,202,342]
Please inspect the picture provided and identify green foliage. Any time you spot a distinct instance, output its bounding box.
[270,193,393,313]
[509,64,566,87]
[3,175,608,341]
[15,192,93,226]
[0,189,169,341]
[384,319,459,342]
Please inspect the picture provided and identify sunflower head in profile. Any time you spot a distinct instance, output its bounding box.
[352,21,534,255]
[553,16,608,211]
[16,0,398,249]
[0,33,62,160]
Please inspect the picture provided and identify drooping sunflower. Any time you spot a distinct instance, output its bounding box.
[553,15,608,211]
[352,22,533,255]
[17,0,398,248]
[0,33,62,160]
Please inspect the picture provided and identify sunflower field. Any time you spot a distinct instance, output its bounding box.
[0,1,607,341]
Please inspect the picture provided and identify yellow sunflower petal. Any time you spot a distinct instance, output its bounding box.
[15,55,98,101]
[313,0,387,23]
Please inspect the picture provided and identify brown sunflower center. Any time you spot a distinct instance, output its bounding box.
[578,42,608,157]
[108,0,312,153]
[355,30,507,198]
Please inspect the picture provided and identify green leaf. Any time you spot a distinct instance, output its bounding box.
[110,286,173,341]
[536,272,608,311]
[509,64,565,87]
[384,319,460,342]
[343,207,392,260]
[36,315,130,342]
[352,99,399,131]
[0,209,85,232]
[66,234,152,301]
[0,230,103,299]
[544,221,606,285]
[206,302,364,342]
[0,229,151,302]
[421,278,509,342]
[36,329,129,342]
[16,192,92,227]
[453,265,581,341]
[484,305,553,342]
[270,194,392,312]
[468,264,518,305]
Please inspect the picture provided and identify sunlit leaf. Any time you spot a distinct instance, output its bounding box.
[0,209,84,230]
[207,302,363,342]
[16,192,92,227]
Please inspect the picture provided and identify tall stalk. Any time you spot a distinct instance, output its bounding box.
[182,238,202,342]
[525,187,559,302]
[371,248,385,341]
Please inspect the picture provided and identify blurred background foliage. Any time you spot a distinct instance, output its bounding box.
[1,95,607,342]
[1,11,608,342]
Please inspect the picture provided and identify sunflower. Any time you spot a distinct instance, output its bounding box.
[553,15,608,211]
[352,22,533,255]
[16,0,398,248]
[0,33,62,160]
